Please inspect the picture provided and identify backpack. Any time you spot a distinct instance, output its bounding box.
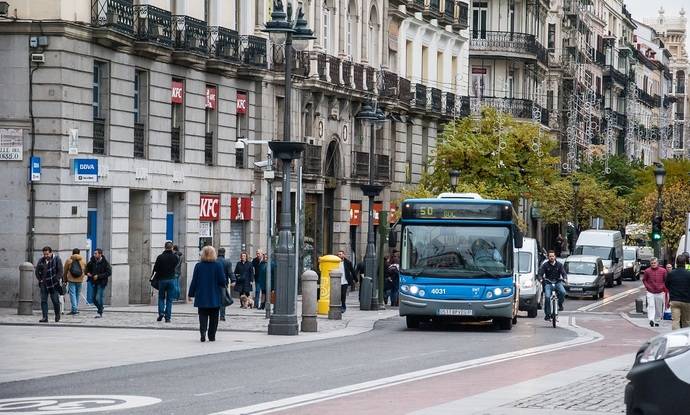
[69,259,83,277]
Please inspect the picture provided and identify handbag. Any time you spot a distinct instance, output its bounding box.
[149,271,159,290]
[221,286,234,307]
[57,282,66,296]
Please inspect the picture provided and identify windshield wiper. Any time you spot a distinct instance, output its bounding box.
[471,266,503,278]
[402,267,432,277]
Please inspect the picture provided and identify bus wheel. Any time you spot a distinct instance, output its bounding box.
[512,314,518,325]
[495,317,513,331]
[406,316,420,329]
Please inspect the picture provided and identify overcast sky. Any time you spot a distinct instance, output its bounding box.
[623,0,690,53]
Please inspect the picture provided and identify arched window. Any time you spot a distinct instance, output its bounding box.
[677,71,686,94]
[368,5,380,66]
[324,139,340,178]
[322,1,331,53]
[346,0,357,58]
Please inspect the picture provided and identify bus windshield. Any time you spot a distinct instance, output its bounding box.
[401,225,512,277]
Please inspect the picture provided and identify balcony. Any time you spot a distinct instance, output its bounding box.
[239,35,267,69]
[595,50,605,65]
[399,78,413,103]
[605,108,626,129]
[304,144,322,175]
[637,89,659,107]
[172,15,208,64]
[443,92,455,116]
[91,0,134,47]
[93,118,106,155]
[413,84,427,111]
[329,56,342,86]
[380,70,399,98]
[133,4,173,55]
[423,0,441,19]
[677,112,685,121]
[431,88,442,113]
[440,0,454,25]
[470,31,547,65]
[480,97,532,120]
[208,26,240,68]
[409,0,425,12]
[453,1,469,30]
[603,65,627,86]
[354,64,365,91]
[134,122,145,158]
[342,61,353,88]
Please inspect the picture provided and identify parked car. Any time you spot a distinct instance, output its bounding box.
[622,246,640,280]
[574,230,624,287]
[564,255,605,300]
[515,237,542,318]
[625,328,690,414]
[638,246,654,271]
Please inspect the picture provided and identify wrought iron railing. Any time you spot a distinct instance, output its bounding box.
[92,0,134,34]
[93,118,106,155]
[470,31,540,58]
[399,78,412,103]
[342,60,353,88]
[431,88,442,113]
[240,35,267,67]
[605,108,626,128]
[637,88,658,107]
[172,15,208,54]
[304,144,322,175]
[444,0,454,20]
[353,151,370,177]
[317,53,327,81]
[133,4,172,47]
[365,66,376,91]
[376,154,390,181]
[204,132,214,165]
[677,112,685,120]
[354,64,365,91]
[413,84,427,109]
[329,56,341,85]
[209,26,239,61]
[457,1,469,28]
[380,70,398,98]
[134,122,145,158]
[171,126,181,163]
[536,42,548,66]
[444,92,455,116]
[604,65,627,85]
[480,97,532,119]
[459,95,471,117]
[426,0,440,15]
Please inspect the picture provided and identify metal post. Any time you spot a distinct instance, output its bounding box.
[363,122,382,310]
[295,158,302,299]
[18,262,34,315]
[655,187,662,260]
[300,270,318,331]
[377,211,389,306]
[328,270,342,320]
[265,171,273,319]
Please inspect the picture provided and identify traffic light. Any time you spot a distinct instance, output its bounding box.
[652,216,663,241]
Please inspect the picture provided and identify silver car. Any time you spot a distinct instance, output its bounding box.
[564,255,605,300]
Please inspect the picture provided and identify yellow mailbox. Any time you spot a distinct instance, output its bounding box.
[318,255,342,315]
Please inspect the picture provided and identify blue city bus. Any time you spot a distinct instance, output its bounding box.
[398,196,523,330]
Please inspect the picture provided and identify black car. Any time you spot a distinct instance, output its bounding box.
[625,328,690,414]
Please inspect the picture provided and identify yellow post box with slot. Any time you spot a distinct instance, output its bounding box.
[318,255,341,315]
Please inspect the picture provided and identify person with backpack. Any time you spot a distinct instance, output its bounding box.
[86,248,112,318]
[63,248,87,315]
[35,246,64,323]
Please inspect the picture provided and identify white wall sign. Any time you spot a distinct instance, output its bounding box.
[199,221,212,238]
[68,128,79,155]
[0,129,23,160]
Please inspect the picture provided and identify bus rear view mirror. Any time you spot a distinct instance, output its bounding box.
[514,225,524,249]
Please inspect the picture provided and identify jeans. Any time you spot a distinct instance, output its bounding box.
[544,281,566,317]
[390,287,399,306]
[646,292,665,323]
[86,280,94,304]
[341,284,349,311]
[93,284,106,315]
[40,285,60,319]
[198,307,220,340]
[158,278,178,320]
[254,282,263,307]
[68,282,83,313]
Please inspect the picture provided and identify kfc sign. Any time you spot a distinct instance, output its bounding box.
[199,195,220,220]
[373,202,383,225]
[236,92,248,114]
[205,86,217,110]
[231,196,252,221]
[171,80,184,104]
[350,202,362,226]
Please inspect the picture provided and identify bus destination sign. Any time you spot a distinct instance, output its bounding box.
[401,202,512,221]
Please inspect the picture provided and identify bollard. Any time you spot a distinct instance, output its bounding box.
[318,255,341,315]
[359,276,372,311]
[328,270,342,320]
[635,297,644,314]
[18,262,35,315]
[301,270,318,332]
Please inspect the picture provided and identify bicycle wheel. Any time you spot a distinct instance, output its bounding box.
[551,296,557,328]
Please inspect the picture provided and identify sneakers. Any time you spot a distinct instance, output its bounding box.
[55,314,60,323]
[220,316,226,321]
[655,323,660,327]
[544,315,551,321]
[39,318,48,323]
[157,315,164,322]
[650,320,655,327]
[165,319,171,323]
[95,313,103,319]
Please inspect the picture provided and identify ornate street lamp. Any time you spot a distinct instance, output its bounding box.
[449,169,460,192]
[357,102,386,310]
[264,0,315,336]
[653,163,666,259]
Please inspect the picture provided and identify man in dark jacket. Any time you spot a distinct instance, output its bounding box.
[173,244,183,300]
[537,250,568,320]
[666,255,690,330]
[35,246,63,323]
[337,250,357,312]
[216,248,235,321]
[251,250,264,309]
[385,250,400,307]
[86,248,111,318]
[153,242,179,322]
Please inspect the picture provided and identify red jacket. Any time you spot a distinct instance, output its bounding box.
[643,266,667,294]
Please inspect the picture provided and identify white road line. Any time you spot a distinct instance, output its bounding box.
[194,387,243,397]
[209,318,602,415]
[577,286,643,312]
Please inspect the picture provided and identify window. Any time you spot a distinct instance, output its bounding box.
[205,85,218,166]
[421,125,429,173]
[472,2,487,39]
[405,125,413,184]
[346,2,355,57]
[93,61,109,155]
[422,45,429,82]
[236,90,249,168]
[368,6,380,66]
[548,24,556,51]
[547,90,554,111]
[406,40,414,78]
[436,52,444,87]
[451,56,458,90]
[322,3,330,53]
[171,78,184,163]
[134,70,148,159]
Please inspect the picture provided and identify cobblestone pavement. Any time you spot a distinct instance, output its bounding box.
[503,368,630,414]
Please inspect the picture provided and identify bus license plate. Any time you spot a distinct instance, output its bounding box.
[438,309,473,316]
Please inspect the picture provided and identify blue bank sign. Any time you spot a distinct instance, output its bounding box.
[73,158,98,183]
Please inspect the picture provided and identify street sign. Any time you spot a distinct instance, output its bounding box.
[30,156,40,181]
[0,128,23,160]
[73,158,98,182]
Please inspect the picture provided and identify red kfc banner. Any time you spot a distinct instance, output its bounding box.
[231,196,252,221]
[350,202,362,226]
[205,86,217,110]
[389,203,397,224]
[236,92,248,114]
[171,80,184,104]
[373,202,383,225]
[199,194,220,220]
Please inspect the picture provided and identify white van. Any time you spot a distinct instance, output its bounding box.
[515,237,542,318]
[676,235,688,264]
[574,230,624,287]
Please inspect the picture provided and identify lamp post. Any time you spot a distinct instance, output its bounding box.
[653,163,666,259]
[572,178,580,249]
[357,102,385,310]
[263,0,315,336]
[449,169,460,192]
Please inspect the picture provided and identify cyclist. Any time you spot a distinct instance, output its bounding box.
[537,250,568,321]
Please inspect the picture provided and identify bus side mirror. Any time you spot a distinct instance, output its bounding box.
[514,226,524,249]
[388,231,398,248]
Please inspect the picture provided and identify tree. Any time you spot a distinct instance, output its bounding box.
[580,156,645,197]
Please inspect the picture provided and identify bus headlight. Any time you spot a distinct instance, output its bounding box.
[409,285,420,295]
[400,285,409,293]
[418,289,426,297]
[486,291,493,299]
[503,287,512,295]
[493,287,502,296]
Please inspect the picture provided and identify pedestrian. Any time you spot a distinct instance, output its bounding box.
[86,248,111,318]
[555,234,564,258]
[336,250,356,312]
[173,244,183,300]
[152,241,179,322]
[234,251,254,308]
[63,248,87,315]
[666,263,673,274]
[642,257,667,327]
[35,246,64,323]
[252,250,264,307]
[385,250,401,307]
[216,247,235,321]
[666,255,690,330]
[188,245,226,342]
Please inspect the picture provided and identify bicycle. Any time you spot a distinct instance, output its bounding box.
[544,280,560,328]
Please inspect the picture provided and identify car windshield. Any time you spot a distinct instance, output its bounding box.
[624,249,636,260]
[401,225,512,277]
[516,252,532,273]
[565,262,597,276]
[575,245,614,260]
